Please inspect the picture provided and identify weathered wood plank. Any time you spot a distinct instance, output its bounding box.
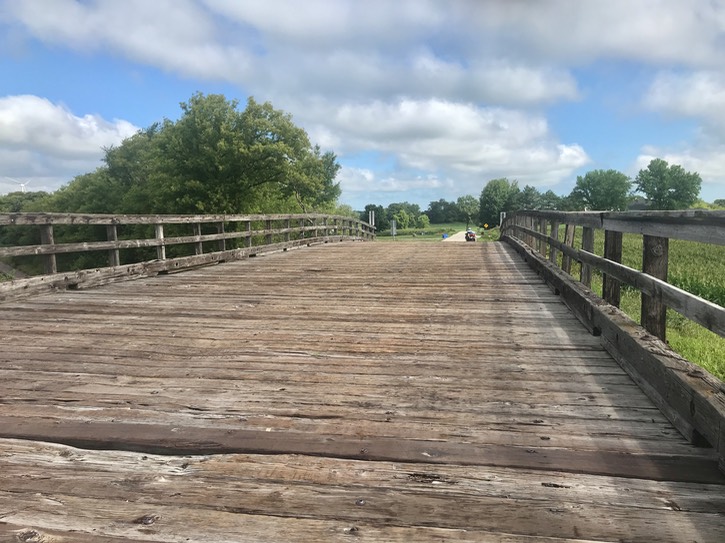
[0,417,721,484]
[1,441,723,543]
[1,241,723,541]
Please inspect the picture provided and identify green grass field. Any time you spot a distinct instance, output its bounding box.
[565,231,725,380]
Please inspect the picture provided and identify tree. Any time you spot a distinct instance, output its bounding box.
[479,178,520,226]
[515,185,542,211]
[0,191,50,213]
[456,195,479,228]
[360,204,388,231]
[539,190,562,210]
[569,169,632,211]
[425,199,459,224]
[44,93,341,215]
[387,202,421,228]
[635,158,702,210]
[393,209,412,229]
[417,214,431,229]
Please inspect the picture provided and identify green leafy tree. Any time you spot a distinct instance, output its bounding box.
[0,191,51,213]
[479,178,520,226]
[714,199,725,208]
[360,204,388,230]
[456,195,479,228]
[387,202,421,228]
[393,209,412,229]
[569,169,632,211]
[44,93,341,215]
[539,190,562,210]
[425,199,459,224]
[515,185,542,210]
[635,159,702,210]
[416,214,431,229]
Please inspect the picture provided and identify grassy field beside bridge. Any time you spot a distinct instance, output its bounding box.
[562,231,725,380]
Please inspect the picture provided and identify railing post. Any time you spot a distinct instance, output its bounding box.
[193,223,203,255]
[642,235,669,340]
[285,218,291,242]
[266,219,273,245]
[155,224,166,260]
[538,218,548,258]
[39,224,57,274]
[561,224,576,274]
[106,224,120,267]
[580,227,594,288]
[548,220,560,266]
[217,222,226,252]
[603,230,623,307]
[246,220,252,247]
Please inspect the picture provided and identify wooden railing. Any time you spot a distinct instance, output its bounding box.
[501,210,725,469]
[501,210,725,340]
[0,213,374,300]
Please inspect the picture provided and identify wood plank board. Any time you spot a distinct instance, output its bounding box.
[1,241,723,542]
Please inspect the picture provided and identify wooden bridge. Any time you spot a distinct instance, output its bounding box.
[1,212,724,542]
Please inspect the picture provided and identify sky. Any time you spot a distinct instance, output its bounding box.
[1,0,725,211]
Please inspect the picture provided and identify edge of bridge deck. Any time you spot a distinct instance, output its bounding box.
[1,240,724,542]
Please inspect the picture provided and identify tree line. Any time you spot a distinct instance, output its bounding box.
[359,160,720,232]
[1,92,721,232]
[1,93,345,216]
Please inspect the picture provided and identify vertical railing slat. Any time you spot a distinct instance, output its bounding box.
[642,235,669,340]
[603,230,623,307]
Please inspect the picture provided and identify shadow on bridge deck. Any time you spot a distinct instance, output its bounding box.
[0,241,723,542]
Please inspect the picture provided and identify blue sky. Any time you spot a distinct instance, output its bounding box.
[1,0,725,210]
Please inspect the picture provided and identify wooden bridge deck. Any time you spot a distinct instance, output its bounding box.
[0,241,723,542]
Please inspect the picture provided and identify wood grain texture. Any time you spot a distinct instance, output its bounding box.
[1,241,723,542]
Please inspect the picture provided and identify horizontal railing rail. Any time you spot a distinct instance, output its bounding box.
[0,212,374,300]
[501,210,725,340]
[501,209,725,470]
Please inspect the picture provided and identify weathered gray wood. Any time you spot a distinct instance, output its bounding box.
[561,224,576,274]
[0,211,378,227]
[0,215,373,261]
[106,224,120,266]
[2,241,724,541]
[603,230,622,307]
[548,220,560,265]
[580,226,594,287]
[537,217,546,255]
[0,237,345,303]
[503,234,725,470]
[39,223,57,274]
[641,235,669,340]
[513,225,725,338]
[514,209,725,245]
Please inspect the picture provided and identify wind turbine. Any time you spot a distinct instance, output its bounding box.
[3,176,30,193]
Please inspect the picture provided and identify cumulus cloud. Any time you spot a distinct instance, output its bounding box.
[0,95,139,192]
[309,99,589,203]
[312,99,588,180]
[4,0,725,203]
[644,71,725,129]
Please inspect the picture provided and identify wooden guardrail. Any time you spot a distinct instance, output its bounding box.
[0,213,374,300]
[501,210,725,471]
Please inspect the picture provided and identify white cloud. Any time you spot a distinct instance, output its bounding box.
[318,99,588,180]
[4,0,725,203]
[644,71,725,128]
[0,95,139,193]
[457,0,725,67]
